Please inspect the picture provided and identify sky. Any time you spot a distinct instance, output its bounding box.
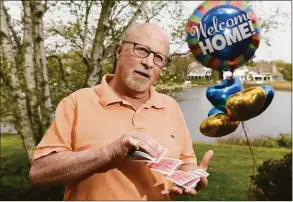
[4,1,292,63]
[176,1,292,63]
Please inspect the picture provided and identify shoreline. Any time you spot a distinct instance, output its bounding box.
[156,81,292,94]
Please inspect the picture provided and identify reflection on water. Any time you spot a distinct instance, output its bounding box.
[177,87,292,143]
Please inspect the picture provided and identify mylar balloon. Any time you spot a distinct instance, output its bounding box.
[226,86,266,121]
[208,107,224,117]
[186,1,261,71]
[206,77,243,111]
[200,113,240,137]
[258,85,275,115]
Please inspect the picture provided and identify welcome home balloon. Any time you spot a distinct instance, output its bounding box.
[186,1,261,71]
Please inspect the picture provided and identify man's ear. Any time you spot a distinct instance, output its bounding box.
[116,44,122,60]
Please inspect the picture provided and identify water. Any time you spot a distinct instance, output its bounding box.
[177,87,292,143]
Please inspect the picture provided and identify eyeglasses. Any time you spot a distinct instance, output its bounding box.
[121,40,171,68]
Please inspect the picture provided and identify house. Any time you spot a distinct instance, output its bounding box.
[245,62,284,83]
[223,66,249,82]
[187,61,212,80]
[223,62,284,83]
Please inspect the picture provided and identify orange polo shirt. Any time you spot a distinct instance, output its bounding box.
[32,74,197,200]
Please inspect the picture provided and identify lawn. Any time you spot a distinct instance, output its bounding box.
[177,143,291,201]
[1,133,291,200]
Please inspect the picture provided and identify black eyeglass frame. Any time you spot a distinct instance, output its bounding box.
[121,40,171,68]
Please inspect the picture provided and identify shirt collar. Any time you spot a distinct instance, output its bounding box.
[96,74,165,109]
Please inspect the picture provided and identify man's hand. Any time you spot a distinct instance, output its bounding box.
[107,131,161,160]
[161,150,214,196]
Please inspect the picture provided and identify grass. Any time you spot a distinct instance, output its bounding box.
[0,133,64,200]
[243,81,292,91]
[176,143,291,201]
[1,133,291,201]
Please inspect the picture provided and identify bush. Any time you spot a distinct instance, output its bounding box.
[216,134,292,148]
[0,184,64,201]
[252,136,279,148]
[217,136,247,146]
[252,152,292,201]
[278,134,292,148]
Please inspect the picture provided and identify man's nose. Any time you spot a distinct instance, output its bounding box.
[141,53,155,69]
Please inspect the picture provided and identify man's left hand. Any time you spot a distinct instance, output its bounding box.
[161,150,214,196]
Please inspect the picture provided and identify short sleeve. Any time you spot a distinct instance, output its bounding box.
[174,101,197,165]
[32,96,76,161]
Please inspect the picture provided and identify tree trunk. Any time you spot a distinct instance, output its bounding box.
[22,0,44,142]
[31,0,53,128]
[1,1,36,161]
[86,0,115,87]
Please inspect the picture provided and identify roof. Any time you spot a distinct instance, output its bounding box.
[272,72,284,77]
[249,62,276,73]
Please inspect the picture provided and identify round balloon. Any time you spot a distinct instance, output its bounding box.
[186,1,261,71]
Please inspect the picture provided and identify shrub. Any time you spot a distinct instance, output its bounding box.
[216,134,292,148]
[217,136,247,146]
[252,152,292,201]
[252,136,279,148]
[277,134,292,148]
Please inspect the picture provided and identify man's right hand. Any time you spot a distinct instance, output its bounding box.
[107,131,161,160]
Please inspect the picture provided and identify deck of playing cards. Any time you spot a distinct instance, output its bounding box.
[129,148,167,162]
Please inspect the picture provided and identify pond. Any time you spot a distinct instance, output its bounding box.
[177,87,292,143]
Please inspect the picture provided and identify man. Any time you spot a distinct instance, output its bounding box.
[29,23,214,200]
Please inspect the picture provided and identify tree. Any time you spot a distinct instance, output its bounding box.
[275,60,292,81]
[1,0,187,161]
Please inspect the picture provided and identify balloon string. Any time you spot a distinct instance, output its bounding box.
[241,121,257,200]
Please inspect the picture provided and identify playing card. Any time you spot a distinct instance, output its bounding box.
[152,148,168,162]
[166,170,199,186]
[181,176,201,189]
[189,169,210,177]
[150,158,182,175]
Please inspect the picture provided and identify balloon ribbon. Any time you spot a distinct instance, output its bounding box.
[241,122,257,200]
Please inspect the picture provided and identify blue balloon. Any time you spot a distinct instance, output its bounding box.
[186,1,261,72]
[258,85,275,114]
[200,7,252,61]
[208,107,225,117]
[206,77,243,111]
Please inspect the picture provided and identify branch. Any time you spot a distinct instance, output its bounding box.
[47,55,68,89]
[43,0,49,12]
[111,2,130,22]
[0,71,14,91]
[2,5,22,53]
[49,27,83,49]
[140,2,167,23]
[82,0,94,58]
[122,1,147,34]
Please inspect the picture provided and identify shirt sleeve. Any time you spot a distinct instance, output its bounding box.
[32,95,76,161]
[174,101,197,166]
